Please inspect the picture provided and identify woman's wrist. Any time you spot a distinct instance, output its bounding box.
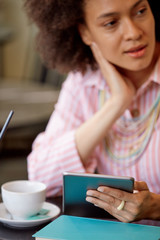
[109,95,133,116]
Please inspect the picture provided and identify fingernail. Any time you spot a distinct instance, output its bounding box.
[86,197,92,203]
[86,190,92,196]
[133,190,139,194]
[97,187,104,192]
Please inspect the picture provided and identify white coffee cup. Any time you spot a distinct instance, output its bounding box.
[1,180,46,220]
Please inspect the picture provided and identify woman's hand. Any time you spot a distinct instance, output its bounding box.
[86,181,159,222]
[91,42,136,109]
[75,42,137,165]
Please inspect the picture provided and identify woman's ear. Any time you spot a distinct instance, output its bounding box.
[78,24,93,46]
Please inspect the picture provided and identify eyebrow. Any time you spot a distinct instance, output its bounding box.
[97,0,146,20]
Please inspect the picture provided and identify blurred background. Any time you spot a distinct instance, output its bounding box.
[0,0,65,187]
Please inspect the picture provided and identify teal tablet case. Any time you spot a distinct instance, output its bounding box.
[33,215,160,240]
[63,172,134,217]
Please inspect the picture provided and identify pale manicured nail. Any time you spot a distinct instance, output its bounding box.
[87,190,92,196]
[86,197,92,202]
[133,190,139,194]
[97,187,104,192]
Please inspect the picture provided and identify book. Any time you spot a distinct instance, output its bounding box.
[33,215,160,240]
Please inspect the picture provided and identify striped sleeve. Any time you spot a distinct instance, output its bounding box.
[27,73,97,197]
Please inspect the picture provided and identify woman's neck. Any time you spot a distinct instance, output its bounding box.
[118,42,160,90]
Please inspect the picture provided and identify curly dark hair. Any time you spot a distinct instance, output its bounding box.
[24,0,160,74]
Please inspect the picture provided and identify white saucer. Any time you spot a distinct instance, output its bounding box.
[0,201,61,228]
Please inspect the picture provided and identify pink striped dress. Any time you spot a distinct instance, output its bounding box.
[27,56,160,199]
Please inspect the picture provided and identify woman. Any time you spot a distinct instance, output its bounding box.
[24,0,160,223]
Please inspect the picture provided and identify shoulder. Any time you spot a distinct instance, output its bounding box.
[63,68,103,90]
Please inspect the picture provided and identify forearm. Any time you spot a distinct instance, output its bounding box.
[28,131,85,197]
[75,96,129,166]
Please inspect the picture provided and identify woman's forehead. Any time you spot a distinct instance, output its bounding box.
[84,0,148,11]
[83,0,149,21]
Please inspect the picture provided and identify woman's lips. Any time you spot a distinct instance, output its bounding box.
[124,45,147,58]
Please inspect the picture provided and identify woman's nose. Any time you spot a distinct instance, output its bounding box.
[122,19,143,41]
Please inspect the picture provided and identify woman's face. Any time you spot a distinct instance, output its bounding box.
[80,0,156,72]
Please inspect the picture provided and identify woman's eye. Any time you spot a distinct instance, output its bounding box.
[136,7,147,16]
[104,20,117,28]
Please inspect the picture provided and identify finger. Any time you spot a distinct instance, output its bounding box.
[87,189,116,205]
[97,186,134,202]
[90,42,116,76]
[90,42,132,95]
[86,195,122,213]
[134,181,149,191]
[113,211,135,223]
[86,195,134,222]
[86,189,135,212]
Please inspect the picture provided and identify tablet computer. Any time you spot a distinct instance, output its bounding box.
[63,172,134,218]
